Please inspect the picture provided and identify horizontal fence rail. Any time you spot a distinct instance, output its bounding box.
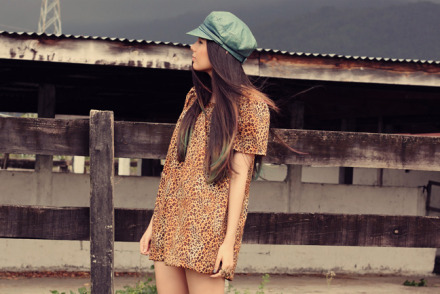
[0,117,90,156]
[2,205,440,248]
[1,116,440,171]
[2,111,440,293]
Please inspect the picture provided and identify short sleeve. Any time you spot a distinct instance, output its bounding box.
[233,97,270,155]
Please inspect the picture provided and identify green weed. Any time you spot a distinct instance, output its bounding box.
[50,287,89,294]
[403,278,427,287]
[49,277,157,294]
[51,273,273,294]
[325,270,336,287]
[115,277,157,294]
[226,273,271,294]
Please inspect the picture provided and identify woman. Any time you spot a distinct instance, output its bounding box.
[140,11,275,294]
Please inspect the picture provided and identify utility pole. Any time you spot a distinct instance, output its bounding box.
[37,0,62,35]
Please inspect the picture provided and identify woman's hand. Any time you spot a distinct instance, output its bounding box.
[210,242,234,278]
[139,224,152,255]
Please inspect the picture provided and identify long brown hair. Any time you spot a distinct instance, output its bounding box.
[177,41,276,183]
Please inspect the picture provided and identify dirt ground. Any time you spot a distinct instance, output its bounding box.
[1,272,440,294]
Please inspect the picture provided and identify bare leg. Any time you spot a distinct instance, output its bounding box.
[154,261,189,294]
[185,268,225,294]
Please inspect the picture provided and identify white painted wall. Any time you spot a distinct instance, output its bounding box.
[301,166,340,184]
[0,240,432,276]
[0,169,436,275]
[258,164,288,182]
[118,158,131,176]
[72,156,85,174]
[354,168,440,187]
[295,184,426,216]
[301,166,440,188]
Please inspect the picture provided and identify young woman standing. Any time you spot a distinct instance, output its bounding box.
[140,11,275,294]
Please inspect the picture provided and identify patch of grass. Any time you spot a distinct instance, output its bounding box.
[325,270,336,287]
[51,273,274,294]
[226,274,272,294]
[115,277,157,294]
[50,287,89,294]
[49,276,157,294]
[403,278,427,287]
[256,274,270,294]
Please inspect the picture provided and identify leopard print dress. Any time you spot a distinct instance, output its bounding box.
[149,88,270,280]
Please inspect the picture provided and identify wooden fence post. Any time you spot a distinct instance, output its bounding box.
[89,110,115,294]
[35,84,56,204]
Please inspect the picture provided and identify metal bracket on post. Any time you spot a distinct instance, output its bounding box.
[89,110,115,294]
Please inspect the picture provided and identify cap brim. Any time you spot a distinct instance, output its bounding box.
[186,27,213,41]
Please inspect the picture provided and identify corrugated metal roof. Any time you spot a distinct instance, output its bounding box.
[2,30,439,65]
[257,48,440,65]
[0,30,188,46]
[2,30,440,87]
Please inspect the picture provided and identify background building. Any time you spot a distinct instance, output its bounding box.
[1,31,440,275]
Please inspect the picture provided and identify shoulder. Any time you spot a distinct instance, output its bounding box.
[233,91,271,155]
[184,87,197,109]
[237,91,270,120]
[187,87,196,98]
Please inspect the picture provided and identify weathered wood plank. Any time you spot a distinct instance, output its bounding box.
[114,209,154,242]
[89,110,114,294]
[257,51,440,87]
[0,205,90,240]
[34,84,56,203]
[0,117,89,156]
[243,213,440,248]
[114,121,175,159]
[115,121,440,171]
[35,83,56,174]
[267,128,440,171]
[1,117,440,171]
[0,33,192,71]
[2,33,440,87]
[2,205,440,248]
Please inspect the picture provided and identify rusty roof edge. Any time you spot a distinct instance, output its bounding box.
[0,30,188,47]
[257,48,440,65]
[1,30,439,65]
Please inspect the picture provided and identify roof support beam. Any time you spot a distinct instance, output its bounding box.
[1,33,440,87]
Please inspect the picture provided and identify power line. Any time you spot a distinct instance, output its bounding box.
[37,0,62,35]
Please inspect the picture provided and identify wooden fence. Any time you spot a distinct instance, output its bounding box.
[1,110,440,293]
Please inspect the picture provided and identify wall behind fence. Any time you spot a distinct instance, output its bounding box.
[0,170,435,275]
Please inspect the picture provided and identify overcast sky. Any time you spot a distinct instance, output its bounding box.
[0,0,269,33]
[1,0,439,45]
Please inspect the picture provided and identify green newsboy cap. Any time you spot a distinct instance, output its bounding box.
[187,11,258,63]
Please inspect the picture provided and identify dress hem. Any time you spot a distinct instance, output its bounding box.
[148,256,233,281]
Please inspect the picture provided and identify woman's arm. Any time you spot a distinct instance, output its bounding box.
[224,151,254,246]
[211,151,254,277]
[140,219,153,255]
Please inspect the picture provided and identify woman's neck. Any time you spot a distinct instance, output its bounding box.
[210,94,216,104]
